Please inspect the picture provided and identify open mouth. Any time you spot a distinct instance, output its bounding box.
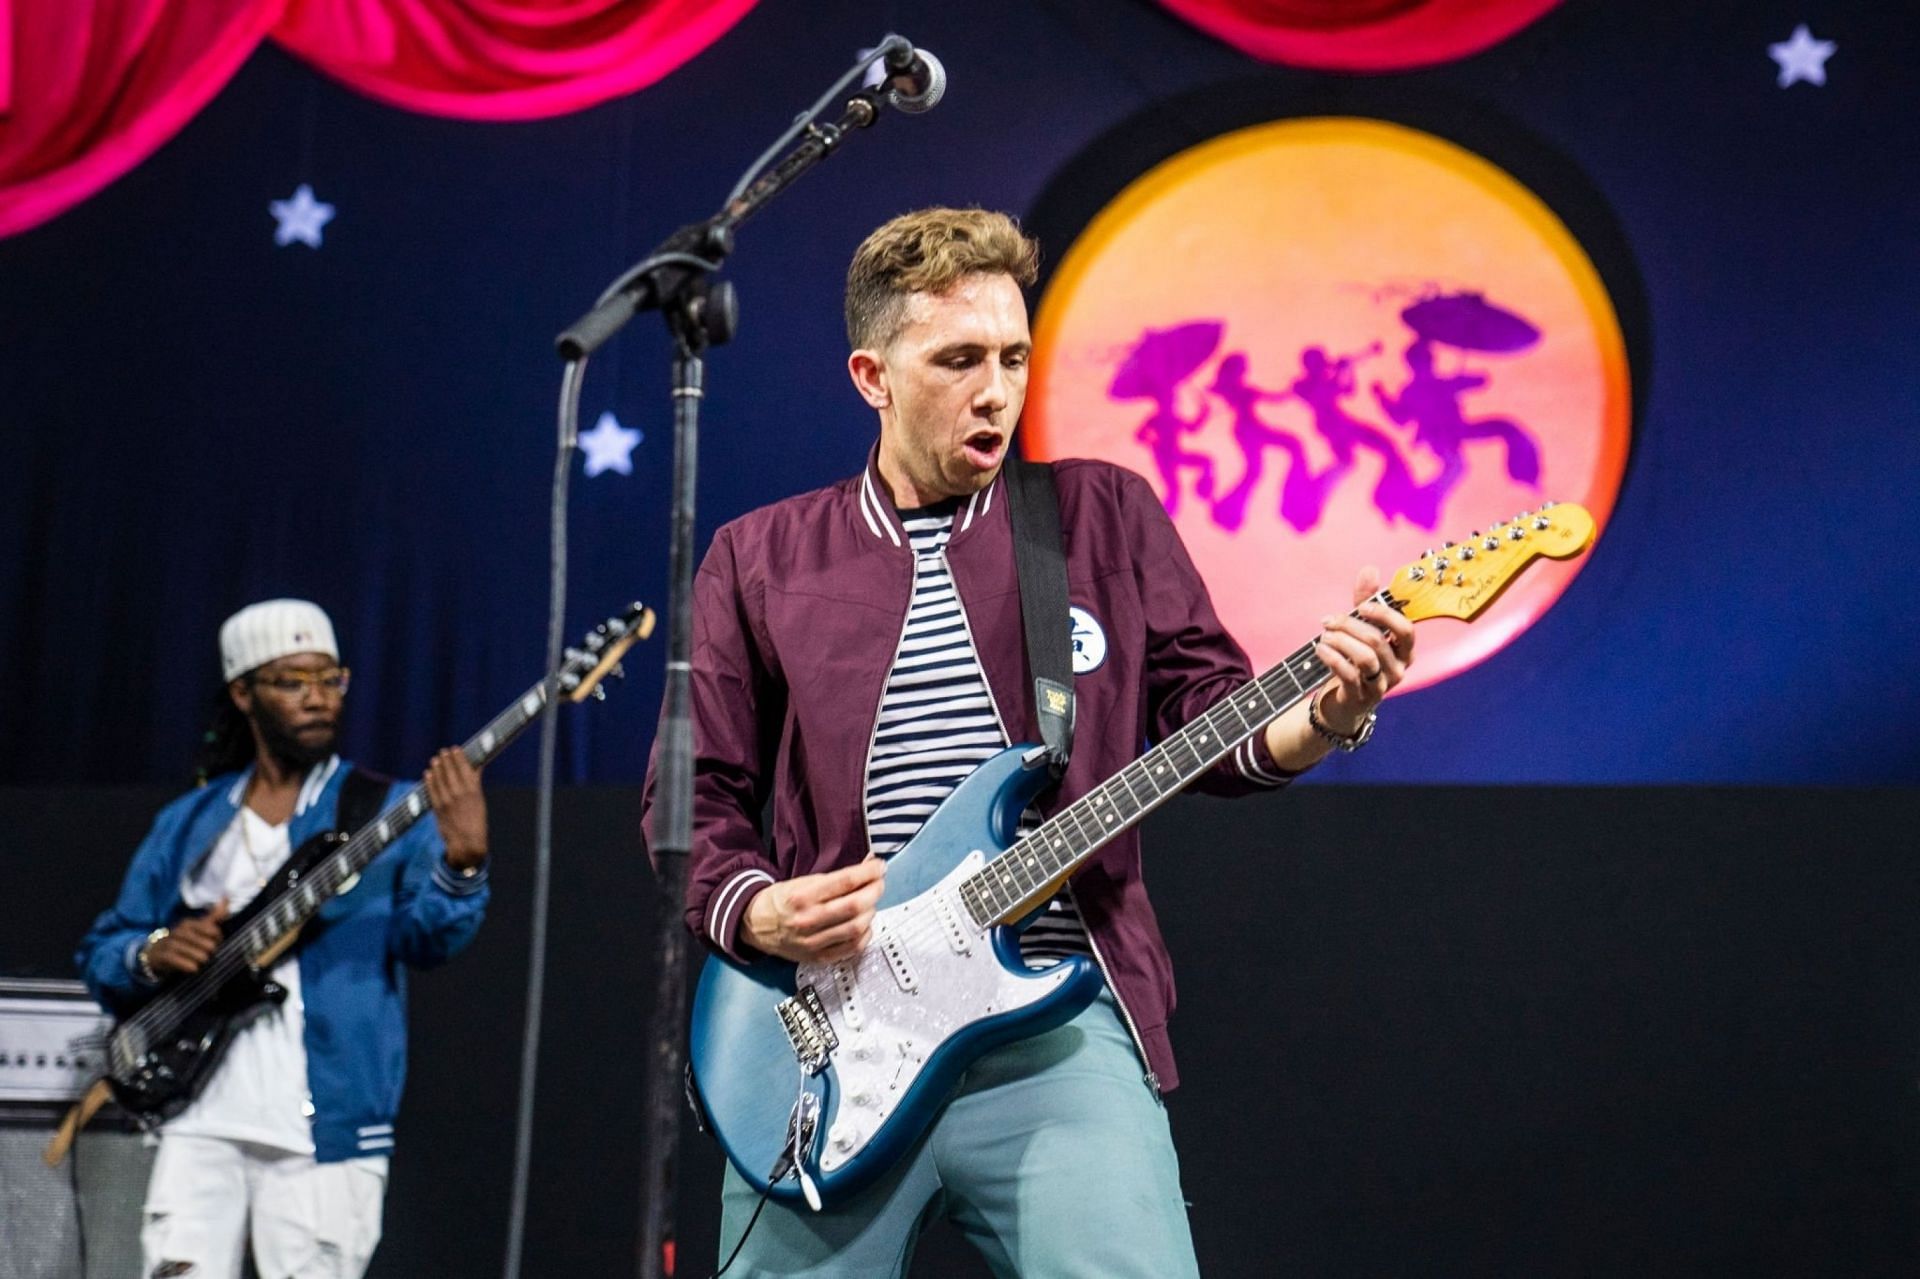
[960,429,1004,471]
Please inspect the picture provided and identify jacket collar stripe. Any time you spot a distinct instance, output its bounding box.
[959,477,997,532]
[295,755,341,817]
[857,455,1000,542]
[222,756,339,814]
[860,469,903,546]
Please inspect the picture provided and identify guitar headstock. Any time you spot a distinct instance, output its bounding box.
[1390,503,1595,623]
[558,602,657,702]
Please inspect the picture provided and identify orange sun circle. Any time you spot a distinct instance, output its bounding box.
[1027,117,1629,692]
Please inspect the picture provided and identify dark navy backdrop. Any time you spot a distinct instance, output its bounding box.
[3,0,1915,786]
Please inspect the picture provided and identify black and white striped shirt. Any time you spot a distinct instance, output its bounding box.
[865,502,1092,966]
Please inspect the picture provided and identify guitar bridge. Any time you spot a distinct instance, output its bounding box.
[775,985,839,1074]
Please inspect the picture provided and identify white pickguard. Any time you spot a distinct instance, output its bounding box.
[793,851,1077,1175]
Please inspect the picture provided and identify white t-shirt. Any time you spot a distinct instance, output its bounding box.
[163,806,315,1155]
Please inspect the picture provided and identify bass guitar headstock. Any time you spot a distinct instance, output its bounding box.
[558,602,656,702]
[1390,503,1595,623]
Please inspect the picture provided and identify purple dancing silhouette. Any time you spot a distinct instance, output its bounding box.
[1209,353,1329,532]
[1109,323,1220,518]
[1372,337,1541,511]
[1292,345,1436,529]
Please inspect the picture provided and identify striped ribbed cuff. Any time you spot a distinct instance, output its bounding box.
[432,857,490,896]
[1233,730,1298,787]
[708,868,776,960]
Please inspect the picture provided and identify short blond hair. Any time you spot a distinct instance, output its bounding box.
[845,207,1040,350]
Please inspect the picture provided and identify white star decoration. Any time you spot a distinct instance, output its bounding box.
[270,184,335,248]
[579,411,642,477]
[1769,24,1835,88]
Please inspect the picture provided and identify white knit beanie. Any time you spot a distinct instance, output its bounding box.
[219,599,339,681]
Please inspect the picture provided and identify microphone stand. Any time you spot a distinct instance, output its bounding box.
[536,38,919,1279]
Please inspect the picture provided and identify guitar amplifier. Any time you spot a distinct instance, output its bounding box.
[0,979,149,1279]
[0,979,111,1104]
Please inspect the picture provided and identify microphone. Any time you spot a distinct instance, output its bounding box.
[872,36,946,114]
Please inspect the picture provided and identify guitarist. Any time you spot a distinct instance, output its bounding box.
[74,599,492,1279]
[642,209,1415,1276]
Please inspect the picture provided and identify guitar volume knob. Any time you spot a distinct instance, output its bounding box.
[829,1121,860,1151]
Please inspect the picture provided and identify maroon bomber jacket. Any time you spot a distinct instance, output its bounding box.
[642,449,1295,1092]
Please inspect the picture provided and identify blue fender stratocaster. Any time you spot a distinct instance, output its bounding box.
[689,505,1594,1209]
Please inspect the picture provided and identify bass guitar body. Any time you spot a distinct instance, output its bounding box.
[106,829,347,1119]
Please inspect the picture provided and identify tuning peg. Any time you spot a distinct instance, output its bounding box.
[590,685,607,701]
[1532,515,1551,530]
[609,662,626,681]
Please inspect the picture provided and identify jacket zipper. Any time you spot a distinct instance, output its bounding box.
[946,549,1162,1097]
[1069,881,1160,1095]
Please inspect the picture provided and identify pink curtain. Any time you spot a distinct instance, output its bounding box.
[273,0,757,120]
[1154,0,1562,71]
[0,0,284,239]
[0,0,757,240]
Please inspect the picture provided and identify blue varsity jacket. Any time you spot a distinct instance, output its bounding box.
[75,756,489,1162]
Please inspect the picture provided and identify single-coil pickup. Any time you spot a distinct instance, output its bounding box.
[830,959,865,1032]
[935,893,973,956]
[775,984,840,1072]
[877,926,919,994]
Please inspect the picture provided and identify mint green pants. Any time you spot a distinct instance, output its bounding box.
[715,990,1200,1278]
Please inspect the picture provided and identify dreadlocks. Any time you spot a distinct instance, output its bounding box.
[193,683,254,786]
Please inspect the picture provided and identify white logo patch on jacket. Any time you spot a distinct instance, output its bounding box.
[1069,606,1106,674]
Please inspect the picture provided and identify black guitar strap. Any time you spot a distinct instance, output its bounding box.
[336,766,390,835]
[1002,455,1074,781]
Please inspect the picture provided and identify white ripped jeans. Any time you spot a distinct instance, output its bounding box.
[141,1134,387,1279]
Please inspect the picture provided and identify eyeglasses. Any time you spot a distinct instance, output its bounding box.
[251,667,351,697]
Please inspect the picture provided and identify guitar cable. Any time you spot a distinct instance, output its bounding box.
[500,356,584,1279]
[709,1190,771,1278]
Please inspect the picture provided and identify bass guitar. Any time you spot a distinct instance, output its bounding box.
[100,603,654,1123]
[689,506,1594,1208]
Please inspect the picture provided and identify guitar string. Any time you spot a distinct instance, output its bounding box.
[123,612,657,1066]
[867,620,1348,958]
[874,635,1327,957]
[868,584,1406,956]
[119,679,557,1053]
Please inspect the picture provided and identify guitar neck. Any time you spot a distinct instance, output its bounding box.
[231,676,554,952]
[121,599,653,1063]
[957,607,1371,929]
